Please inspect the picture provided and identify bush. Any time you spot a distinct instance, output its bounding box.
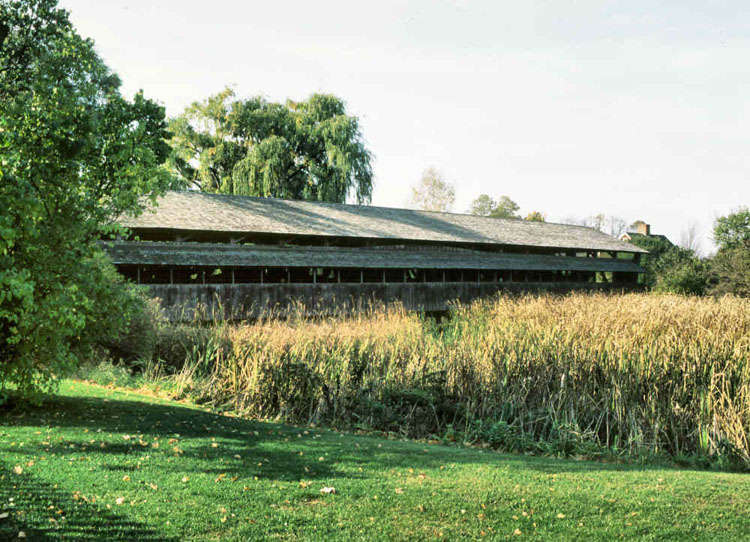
[653,247,709,295]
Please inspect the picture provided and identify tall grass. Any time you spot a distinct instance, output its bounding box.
[150,293,750,468]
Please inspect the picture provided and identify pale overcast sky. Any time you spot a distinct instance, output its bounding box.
[61,0,750,253]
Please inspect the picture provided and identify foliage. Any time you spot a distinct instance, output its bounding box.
[468,194,520,218]
[139,294,750,469]
[714,207,750,250]
[407,167,455,212]
[168,88,373,203]
[3,381,749,541]
[709,208,750,296]
[652,247,709,295]
[524,211,545,222]
[0,0,172,403]
[468,194,495,216]
[626,235,674,288]
[710,243,750,297]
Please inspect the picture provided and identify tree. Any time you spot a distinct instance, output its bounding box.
[608,216,627,237]
[492,196,521,219]
[469,194,496,216]
[709,208,750,296]
[710,246,750,297]
[714,207,750,250]
[168,88,373,203]
[653,248,709,296]
[626,235,675,289]
[0,0,172,402]
[468,194,520,219]
[678,219,702,255]
[408,168,456,212]
[525,211,545,222]
[586,213,606,232]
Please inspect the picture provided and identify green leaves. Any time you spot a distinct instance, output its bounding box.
[0,0,171,403]
[168,88,373,204]
[468,194,521,219]
[713,207,750,251]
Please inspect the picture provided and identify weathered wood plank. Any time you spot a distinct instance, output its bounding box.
[147,283,646,321]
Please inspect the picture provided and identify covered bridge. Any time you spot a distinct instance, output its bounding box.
[107,191,647,319]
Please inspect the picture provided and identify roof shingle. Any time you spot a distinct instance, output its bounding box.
[119,191,648,254]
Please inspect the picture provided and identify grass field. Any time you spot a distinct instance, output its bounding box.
[1,381,749,541]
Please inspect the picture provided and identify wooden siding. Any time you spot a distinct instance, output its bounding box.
[149,283,646,321]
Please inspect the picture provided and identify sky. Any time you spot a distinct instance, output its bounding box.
[60,0,750,253]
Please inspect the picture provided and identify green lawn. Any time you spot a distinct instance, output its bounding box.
[1,381,748,541]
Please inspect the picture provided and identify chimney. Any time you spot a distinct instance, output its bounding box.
[637,222,650,236]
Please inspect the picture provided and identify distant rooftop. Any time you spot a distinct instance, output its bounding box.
[119,191,648,254]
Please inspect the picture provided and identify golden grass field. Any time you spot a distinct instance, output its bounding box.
[153,293,749,468]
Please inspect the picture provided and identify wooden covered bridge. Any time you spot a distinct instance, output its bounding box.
[107,191,647,319]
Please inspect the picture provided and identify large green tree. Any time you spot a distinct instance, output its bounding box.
[0,0,172,402]
[168,88,373,203]
[709,208,750,296]
[714,207,750,250]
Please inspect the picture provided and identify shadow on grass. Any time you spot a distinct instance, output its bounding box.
[0,463,178,541]
[2,387,697,481]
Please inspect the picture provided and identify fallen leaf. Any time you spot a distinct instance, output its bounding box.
[0,512,9,519]
[182,476,190,483]
[395,488,404,494]
[211,443,219,448]
[17,531,26,539]
[122,475,131,482]
[12,466,22,475]
[513,528,522,536]
[556,513,566,519]
[115,497,124,505]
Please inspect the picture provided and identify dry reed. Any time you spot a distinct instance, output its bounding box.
[166,293,750,467]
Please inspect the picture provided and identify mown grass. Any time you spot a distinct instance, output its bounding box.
[137,293,750,469]
[1,381,749,541]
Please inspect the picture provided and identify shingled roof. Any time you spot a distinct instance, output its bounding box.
[119,191,647,254]
[107,241,645,273]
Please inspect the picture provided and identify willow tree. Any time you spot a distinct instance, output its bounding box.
[168,89,373,203]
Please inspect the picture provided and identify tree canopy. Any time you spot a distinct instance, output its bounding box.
[709,208,750,296]
[407,168,456,212]
[168,88,373,203]
[0,0,172,402]
[714,207,750,250]
[469,195,520,219]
